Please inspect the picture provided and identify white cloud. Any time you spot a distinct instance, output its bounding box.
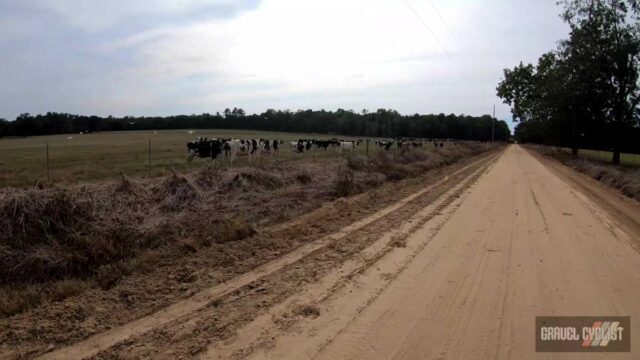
[34,0,242,31]
[105,0,462,108]
[0,0,570,125]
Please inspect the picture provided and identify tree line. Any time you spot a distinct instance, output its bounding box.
[0,108,510,142]
[497,0,640,163]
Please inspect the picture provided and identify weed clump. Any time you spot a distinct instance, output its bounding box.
[158,173,201,211]
[221,168,284,192]
[333,168,357,197]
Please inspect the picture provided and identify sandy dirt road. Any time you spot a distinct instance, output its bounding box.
[34,145,640,359]
[209,145,640,360]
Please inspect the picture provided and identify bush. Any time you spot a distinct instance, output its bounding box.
[333,168,357,197]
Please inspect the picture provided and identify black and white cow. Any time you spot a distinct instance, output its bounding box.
[258,139,283,156]
[187,137,225,160]
[223,139,249,163]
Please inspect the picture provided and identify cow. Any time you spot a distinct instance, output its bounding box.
[305,139,316,151]
[187,137,225,160]
[223,139,250,163]
[376,140,395,150]
[315,140,333,151]
[257,139,282,156]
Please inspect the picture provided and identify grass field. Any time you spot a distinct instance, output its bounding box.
[0,129,399,187]
[553,146,640,166]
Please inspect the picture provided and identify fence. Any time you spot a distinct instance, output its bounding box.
[0,135,386,188]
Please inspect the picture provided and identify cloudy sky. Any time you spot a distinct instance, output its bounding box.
[0,0,569,128]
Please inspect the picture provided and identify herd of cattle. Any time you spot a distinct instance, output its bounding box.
[187,137,468,161]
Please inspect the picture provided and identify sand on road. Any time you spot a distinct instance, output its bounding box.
[234,145,640,360]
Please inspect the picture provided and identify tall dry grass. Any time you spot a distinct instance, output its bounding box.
[336,142,497,196]
[0,142,499,316]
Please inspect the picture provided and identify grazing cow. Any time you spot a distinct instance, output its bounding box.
[305,139,315,151]
[315,140,333,151]
[375,140,393,150]
[273,139,282,153]
[257,139,282,156]
[187,137,225,160]
[224,139,250,163]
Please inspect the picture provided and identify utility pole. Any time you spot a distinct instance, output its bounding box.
[491,104,495,143]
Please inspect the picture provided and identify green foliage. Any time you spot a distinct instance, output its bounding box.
[498,0,640,160]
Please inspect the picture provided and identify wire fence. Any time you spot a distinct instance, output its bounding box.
[0,136,404,187]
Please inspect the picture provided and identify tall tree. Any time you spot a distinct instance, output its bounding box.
[561,0,640,163]
[499,0,640,163]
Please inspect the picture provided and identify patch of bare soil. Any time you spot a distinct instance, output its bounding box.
[0,144,500,359]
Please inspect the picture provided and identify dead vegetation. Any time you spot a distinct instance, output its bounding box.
[334,144,493,197]
[531,145,640,201]
[0,143,498,318]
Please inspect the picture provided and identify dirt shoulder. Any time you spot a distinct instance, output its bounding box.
[526,147,640,249]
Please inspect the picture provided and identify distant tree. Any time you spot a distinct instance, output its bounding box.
[0,118,9,138]
[0,109,512,143]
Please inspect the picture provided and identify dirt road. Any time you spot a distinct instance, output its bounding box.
[36,145,640,359]
[206,145,640,360]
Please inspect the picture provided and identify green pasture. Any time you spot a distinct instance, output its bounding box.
[554,147,640,167]
[0,129,416,187]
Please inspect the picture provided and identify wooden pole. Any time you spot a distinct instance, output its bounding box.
[492,104,496,143]
[46,142,50,182]
[148,138,151,178]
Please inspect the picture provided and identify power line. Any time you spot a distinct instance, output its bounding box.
[402,0,454,59]
[426,0,458,43]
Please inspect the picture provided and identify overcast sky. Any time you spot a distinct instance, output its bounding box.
[0,0,570,128]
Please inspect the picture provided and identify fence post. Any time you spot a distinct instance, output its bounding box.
[148,138,151,178]
[46,142,50,182]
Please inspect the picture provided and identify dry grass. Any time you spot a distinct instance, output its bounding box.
[346,143,491,183]
[531,145,640,201]
[0,280,86,317]
[0,142,499,317]
[569,160,640,201]
[333,168,359,197]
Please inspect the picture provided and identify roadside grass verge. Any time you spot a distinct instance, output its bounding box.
[529,145,640,202]
[0,143,500,317]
